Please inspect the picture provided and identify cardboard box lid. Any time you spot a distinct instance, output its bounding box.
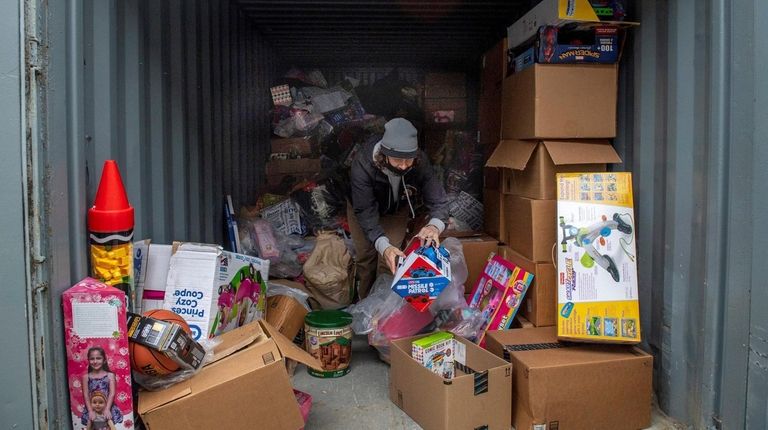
[138,320,321,413]
[485,140,621,170]
[488,327,649,369]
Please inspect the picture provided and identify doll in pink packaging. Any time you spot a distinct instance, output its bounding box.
[63,277,134,430]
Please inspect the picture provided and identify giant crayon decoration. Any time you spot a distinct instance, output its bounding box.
[88,160,135,310]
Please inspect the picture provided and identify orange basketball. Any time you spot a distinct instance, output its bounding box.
[129,309,192,376]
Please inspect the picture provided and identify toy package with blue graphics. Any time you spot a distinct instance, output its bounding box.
[391,238,452,312]
[556,172,639,343]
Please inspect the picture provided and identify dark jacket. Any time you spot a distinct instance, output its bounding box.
[350,138,449,245]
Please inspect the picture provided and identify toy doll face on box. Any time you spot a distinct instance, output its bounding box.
[63,278,135,429]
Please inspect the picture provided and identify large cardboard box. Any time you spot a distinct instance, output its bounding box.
[424,98,467,126]
[138,321,321,429]
[498,246,557,327]
[557,172,640,343]
[504,195,557,262]
[425,72,466,98]
[483,188,504,242]
[501,64,618,139]
[270,136,315,157]
[265,294,308,342]
[486,139,621,199]
[486,327,652,430]
[452,234,499,292]
[265,158,322,176]
[389,335,512,430]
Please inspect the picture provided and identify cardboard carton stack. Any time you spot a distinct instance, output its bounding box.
[478,4,650,430]
[423,72,467,129]
[266,135,320,188]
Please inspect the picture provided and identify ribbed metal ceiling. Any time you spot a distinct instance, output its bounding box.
[237,0,535,69]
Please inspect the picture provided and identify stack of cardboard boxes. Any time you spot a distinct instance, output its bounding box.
[485,63,622,328]
[266,135,320,188]
[472,2,652,429]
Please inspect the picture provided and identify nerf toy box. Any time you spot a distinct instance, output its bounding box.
[468,254,534,345]
[411,331,455,379]
[63,278,135,430]
[126,312,206,372]
[391,239,452,312]
[556,172,640,343]
[507,0,629,50]
[163,243,269,340]
[536,25,620,64]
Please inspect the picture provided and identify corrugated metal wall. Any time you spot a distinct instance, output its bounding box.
[18,0,767,428]
[0,0,35,428]
[617,0,768,428]
[33,0,277,426]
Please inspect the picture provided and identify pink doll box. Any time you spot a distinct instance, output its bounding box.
[63,277,135,430]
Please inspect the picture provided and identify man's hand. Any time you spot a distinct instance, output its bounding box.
[417,224,441,248]
[383,246,406,274]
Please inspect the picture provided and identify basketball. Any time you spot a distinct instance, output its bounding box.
[129,309,191,376]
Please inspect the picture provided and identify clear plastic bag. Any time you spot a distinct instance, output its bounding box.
[131,337,221,391]
[268,281,312,311]
[347,274,398,334]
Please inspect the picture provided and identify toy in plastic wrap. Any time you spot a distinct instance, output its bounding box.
[391,239,452,312]
[88,160,136,311]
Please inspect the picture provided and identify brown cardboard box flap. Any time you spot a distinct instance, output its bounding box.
[261,320,323,369]
[211,320,266,363]
[542,140,622,165]
[139,387,193,413]
[485,139,537,170]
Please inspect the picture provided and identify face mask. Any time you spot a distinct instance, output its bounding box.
[386,162,412,177]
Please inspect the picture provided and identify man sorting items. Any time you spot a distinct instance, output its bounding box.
[348,117,449,299]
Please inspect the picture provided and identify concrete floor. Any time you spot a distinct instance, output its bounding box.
[292,336,683,430]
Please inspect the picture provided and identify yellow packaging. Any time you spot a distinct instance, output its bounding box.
[556,172,640,343]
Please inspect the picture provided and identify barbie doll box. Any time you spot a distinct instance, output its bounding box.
[556,172,640,343]
[63,277,135,430]
[162,243,269,341]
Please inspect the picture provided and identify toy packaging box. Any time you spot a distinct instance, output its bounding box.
[163,243,269,340]
[133,240,173,314]
[506,0,629,50]
[536,25,620,64]
[468,254,534,345]
[556,172,640,343]
[411,331,455,379]
[391,239,452,312]
[126,312,206,371]
[63,278,135,430]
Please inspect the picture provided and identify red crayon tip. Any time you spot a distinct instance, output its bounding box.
[88,160,135,233]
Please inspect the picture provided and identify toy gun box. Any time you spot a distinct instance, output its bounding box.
[556,172,640,344]
[127,312,206,371]
[391,238,452,312]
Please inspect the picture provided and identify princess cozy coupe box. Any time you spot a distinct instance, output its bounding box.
[556,172,640,343]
